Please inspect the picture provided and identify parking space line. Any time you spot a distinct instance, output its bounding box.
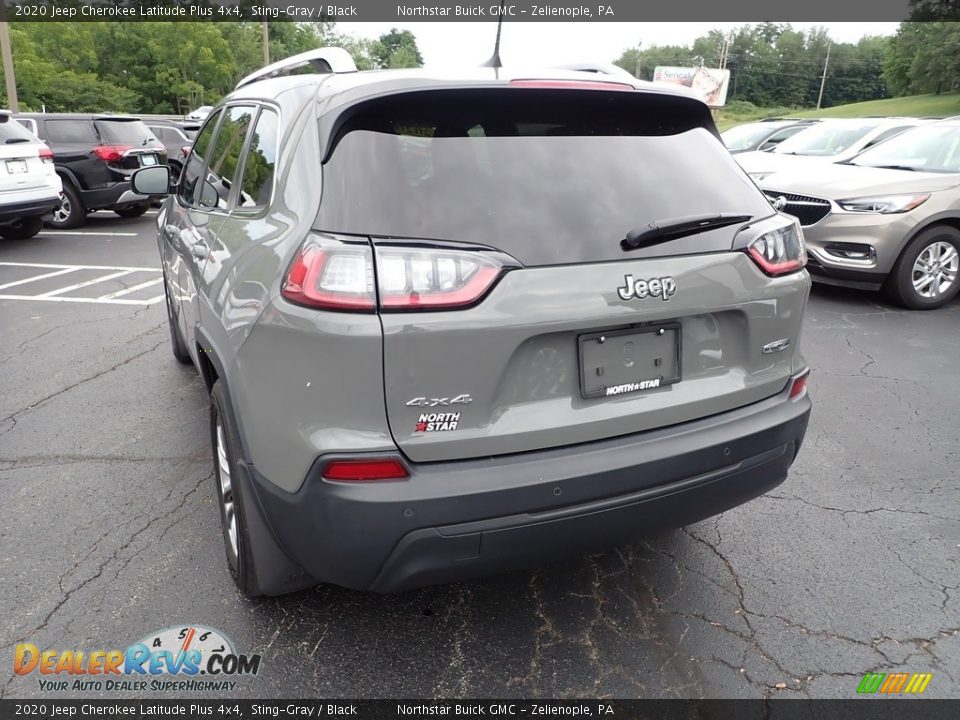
[0,294,163,306]
[0,267,79,291]
[41,231,139,237]
[97,277,164,300]
[0,261,158,272]
[36,270,134,298]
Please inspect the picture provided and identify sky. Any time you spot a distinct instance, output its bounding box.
[336,22,901,68]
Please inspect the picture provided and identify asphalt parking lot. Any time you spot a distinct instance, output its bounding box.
[0,211,958,700]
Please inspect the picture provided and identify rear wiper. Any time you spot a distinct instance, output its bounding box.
[4,138,29,144]
[621,213,753,251]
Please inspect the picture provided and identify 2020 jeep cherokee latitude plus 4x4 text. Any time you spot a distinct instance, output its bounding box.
[135,50,812,596]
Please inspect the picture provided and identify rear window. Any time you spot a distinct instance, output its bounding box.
[0,117,39,144]
[317,90,771,266]
[94,120,158,145]
[45,119,97,143]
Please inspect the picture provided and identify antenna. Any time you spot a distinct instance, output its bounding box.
[481,2,506,69]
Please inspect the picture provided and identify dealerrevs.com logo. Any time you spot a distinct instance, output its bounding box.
[13,625,261,693]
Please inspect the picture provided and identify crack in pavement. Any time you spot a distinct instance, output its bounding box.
[0,331,166,431]
[0,468,213,698]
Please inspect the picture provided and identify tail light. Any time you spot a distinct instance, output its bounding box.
[322,458,409,482]
[38,145,54,164]
[93,145,132,163]
[281,235,375,311]
[281,234,512,313]
[746,218,807,276]
[789,370,810,399]
[376,245,506,310]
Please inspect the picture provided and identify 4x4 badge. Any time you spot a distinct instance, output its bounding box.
[406,394,473,407]
[617,275,677,302]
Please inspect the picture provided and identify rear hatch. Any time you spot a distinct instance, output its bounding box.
[94,118,167,171]
[315,86,809,462]
[0,116,49,192]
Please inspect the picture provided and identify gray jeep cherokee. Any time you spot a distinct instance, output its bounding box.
[134,49,812,597]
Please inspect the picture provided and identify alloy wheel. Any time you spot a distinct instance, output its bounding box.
[215,419,238,560]
[911,241,959,299]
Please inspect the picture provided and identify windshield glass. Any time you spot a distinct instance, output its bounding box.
[318,92,771,267]
[851,124,960,173]
[773,122,877,156]
[722,123,780,151]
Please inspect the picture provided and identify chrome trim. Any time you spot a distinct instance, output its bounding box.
[809,245,878,269]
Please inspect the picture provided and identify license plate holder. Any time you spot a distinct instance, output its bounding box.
[578,323,681,399]
[5,159,28,174]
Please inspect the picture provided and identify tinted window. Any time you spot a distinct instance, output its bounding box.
[178,109,221,206]
[11,118,38,137]
[201,105,255,210]
[237,107,279,210]
[862,126,911,149]
[318,91,770,266]
[45,119,97,143]
[0,117,39,143]
[95,120,157,145]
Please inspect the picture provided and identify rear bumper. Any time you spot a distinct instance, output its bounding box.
[245,383,811,594]
[0,196,61,223]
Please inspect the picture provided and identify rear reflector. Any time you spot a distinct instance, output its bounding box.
[322,458,409,482]
[789,370,809,399]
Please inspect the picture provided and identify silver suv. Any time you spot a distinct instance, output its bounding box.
[133,49,812,597]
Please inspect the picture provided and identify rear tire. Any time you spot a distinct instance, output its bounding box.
[163,276,192,365]
[885,225,960,310]
[113,203,149,219]
[48,181,86,229]
[0,216,43,240]
[210,381,262,598]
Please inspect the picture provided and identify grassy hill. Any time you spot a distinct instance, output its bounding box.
[715,92,960,131]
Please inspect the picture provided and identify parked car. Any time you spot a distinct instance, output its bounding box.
[14,113,168,228]
[132,48,812,597]
[756,118,960,309]
[736,117,930,179]
[721,118,819,154]
[145,119,200,181]
[186,105,213,121]
[0,111,61,240]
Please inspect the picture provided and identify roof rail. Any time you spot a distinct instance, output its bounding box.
[235,47,357,90]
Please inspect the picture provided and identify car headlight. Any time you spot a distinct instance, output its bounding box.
[837,193,930,214]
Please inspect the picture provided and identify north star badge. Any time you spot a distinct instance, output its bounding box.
[415,412,460,433]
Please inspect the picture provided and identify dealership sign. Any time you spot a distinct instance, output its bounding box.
[653,66,731,107]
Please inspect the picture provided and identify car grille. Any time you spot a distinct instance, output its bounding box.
[763,190,832,227]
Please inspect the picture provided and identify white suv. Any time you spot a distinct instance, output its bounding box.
[0,111,61,240]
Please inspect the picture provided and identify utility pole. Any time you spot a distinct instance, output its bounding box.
[817,43,831,110]
[0,21,18,112]
[262,21,270,65]
[635,41,642,79]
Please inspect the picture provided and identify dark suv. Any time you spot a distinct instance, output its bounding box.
[132,49,812,597]
[15,114,167,228]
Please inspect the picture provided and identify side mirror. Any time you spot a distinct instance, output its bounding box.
[199,179,219,209]
[131,165,171,195]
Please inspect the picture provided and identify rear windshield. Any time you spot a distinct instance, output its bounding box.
[94,119,158,145]
[317,90,770,265]
[0,117,39,144]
